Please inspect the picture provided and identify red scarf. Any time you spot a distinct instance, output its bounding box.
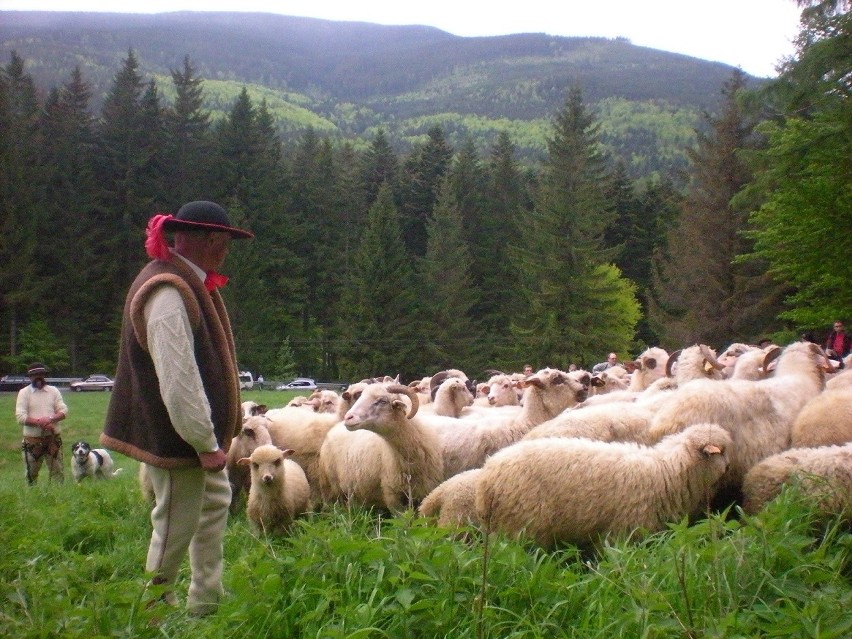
[204,271,229,292]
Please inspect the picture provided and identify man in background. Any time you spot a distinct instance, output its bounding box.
[16,362,67,485]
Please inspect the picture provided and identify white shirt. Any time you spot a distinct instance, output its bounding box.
[143,252,219,454]
[16,384,68,438]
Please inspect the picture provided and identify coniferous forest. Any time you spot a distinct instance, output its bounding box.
[0,2,850,383]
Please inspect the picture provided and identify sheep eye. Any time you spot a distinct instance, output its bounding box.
[375,398,389,406]
[273,459,282,466]
[252,462,259,469]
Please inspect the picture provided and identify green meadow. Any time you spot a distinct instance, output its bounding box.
[0,391,849,638]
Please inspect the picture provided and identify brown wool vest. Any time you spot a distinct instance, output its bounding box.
[101,258,242,468]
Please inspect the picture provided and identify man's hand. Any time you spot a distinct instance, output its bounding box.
[198,449,227,472]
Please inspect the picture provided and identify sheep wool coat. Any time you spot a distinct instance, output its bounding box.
[101,258,242,468]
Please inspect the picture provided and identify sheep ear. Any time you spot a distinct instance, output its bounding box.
[702,444,722,456]
[392,399,408,414]
[279,448,295,458]
[242,426,256,439]
[237,457,251,466]
[590,376,605,387]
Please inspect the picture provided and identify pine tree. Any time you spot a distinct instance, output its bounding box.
[0,52,46,363]
[359,128,398,210]
[162,55,213,207]
[398,125,453,257]
[416,178,478,373]
[510,86,638,368]
[336,184,418,380]
[650,70,784,349]
[38,66,108,372]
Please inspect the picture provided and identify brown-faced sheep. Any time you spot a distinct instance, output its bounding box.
[238,445,310,535]
[475,423,731,549]
[742,443,852,518]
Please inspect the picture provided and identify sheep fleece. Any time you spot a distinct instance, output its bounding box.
[475,423,731,548]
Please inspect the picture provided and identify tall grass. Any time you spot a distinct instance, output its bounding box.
[0,391,849,638]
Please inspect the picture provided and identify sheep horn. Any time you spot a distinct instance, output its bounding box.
[665,350,682,377]
[699,344,725,370]
[386,383,419,419]
[761,345,783,373]
[430,370,451,391]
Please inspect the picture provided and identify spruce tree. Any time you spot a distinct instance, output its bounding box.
[0,52,46,364]
[510,86,638,368]
[336,184,418,380]
[416,178,478,373]
[398,125,453,257]
[650,70,784,349]
[162,55,213,207]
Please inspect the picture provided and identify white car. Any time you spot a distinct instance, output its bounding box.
[239,371,254,390]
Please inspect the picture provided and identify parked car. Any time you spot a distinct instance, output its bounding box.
[69,374,114,392]
[0,374,30,392]
[238,371,254,390]
[276,378,317,391]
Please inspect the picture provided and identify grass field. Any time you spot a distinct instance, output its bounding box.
[0,390,850,638]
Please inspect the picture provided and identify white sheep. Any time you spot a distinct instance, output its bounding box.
[237,445,311,535]
[589,365,630,395]
[741,443,852,518]
[422,376,475,417]
[475,423,731,548]
[318,383,444,512]
[648,341,832,496]
[263,382,369,502]
[305,389,342,414]
[790,382,852,448]
[482,373,521,407]
[522,401,658,445]
[626,346,670,392]
[226,415,274,510]
[434,368,591,479]
[417,468,483,529]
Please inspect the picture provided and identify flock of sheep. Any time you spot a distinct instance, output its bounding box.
[224,340,852,550]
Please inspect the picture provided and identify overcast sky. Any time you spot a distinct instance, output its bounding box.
[1,1,804,77]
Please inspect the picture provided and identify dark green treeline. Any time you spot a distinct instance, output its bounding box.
[4,8,846,383]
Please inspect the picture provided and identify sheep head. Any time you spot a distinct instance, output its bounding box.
[343,383,420,434]
[519,368,589,410]
[238,445,295,486]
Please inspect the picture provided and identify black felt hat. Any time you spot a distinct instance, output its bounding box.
[162,201,254,239]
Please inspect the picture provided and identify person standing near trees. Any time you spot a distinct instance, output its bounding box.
[100,201,253,616]
[16,362,68,485]
[824,320,850,368]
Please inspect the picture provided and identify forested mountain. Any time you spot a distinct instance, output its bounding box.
[1,11,759,176]
[2,5,848,383]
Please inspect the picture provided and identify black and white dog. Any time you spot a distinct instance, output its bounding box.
[71,441,122,482]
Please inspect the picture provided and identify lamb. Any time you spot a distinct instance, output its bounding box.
[264,382,368,502]
[435,368,591,479]
[482,373,521,407]
[790,382,852,448]
[417,468,483,529]
[648,341,832,497]
[741,443,852,519]
[318,383,444,512]
[237,444,311,535]
[226,415,274,510]
[474,423,731,549]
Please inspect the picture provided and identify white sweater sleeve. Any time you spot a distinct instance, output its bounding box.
[144,285,219,454]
